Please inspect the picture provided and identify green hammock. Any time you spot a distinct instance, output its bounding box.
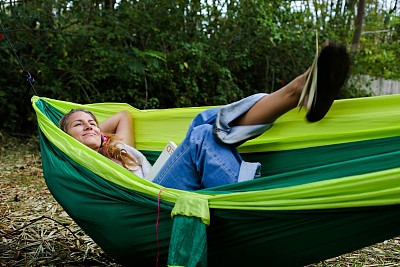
[32,94,400,267]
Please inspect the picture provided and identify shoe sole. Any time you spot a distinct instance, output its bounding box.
[306,45,350,122]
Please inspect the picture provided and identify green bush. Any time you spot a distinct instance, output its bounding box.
[0,0,398,132]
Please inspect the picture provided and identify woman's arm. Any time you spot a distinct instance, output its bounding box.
[99,110,135,147]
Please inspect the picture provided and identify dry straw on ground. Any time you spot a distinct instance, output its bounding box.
[0,132,120,266]
[1,132,399,266]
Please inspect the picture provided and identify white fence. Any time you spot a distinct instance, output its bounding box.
[355,75,400,96]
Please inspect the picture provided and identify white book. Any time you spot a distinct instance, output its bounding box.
[298,30,319,110]
[144,141,177,181]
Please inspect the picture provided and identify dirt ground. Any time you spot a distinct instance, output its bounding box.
[1,131,399,266]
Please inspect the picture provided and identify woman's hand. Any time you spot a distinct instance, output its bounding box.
[99,110,135,147]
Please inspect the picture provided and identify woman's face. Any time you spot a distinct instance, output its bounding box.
[66,111,101,150]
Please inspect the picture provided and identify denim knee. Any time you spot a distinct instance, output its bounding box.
[188,107,221,133]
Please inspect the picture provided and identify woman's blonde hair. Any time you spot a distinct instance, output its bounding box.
[59,109,140,171]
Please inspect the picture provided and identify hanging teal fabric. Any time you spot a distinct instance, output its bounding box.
[168,215,207,267]
[32,95,400,266]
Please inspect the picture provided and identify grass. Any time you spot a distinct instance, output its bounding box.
[0,131,120,266]
[0,131,399,266]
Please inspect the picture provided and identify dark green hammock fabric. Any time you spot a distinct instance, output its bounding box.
[32,95,400,267]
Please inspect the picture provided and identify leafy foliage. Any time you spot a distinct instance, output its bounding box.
[0,0,399,131]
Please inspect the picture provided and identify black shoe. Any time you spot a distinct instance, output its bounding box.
[306,43,350,122]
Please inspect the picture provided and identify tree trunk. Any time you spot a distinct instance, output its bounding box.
[351,0,366,50]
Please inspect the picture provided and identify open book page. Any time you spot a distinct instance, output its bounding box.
[298,30,319,110]
[144,141,177,181]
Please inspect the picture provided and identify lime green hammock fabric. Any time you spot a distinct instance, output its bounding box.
[32,95,400,267]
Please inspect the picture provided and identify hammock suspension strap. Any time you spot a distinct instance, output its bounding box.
[0,23,39,98]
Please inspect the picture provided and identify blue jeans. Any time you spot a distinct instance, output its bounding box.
[152,93,273,190]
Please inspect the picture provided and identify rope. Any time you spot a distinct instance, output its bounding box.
[0,23,38,96]
[156,187,166,267]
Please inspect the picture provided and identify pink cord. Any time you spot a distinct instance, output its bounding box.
[156,187,166,267]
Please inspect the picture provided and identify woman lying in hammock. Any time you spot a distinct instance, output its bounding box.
[58,44,350,190]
